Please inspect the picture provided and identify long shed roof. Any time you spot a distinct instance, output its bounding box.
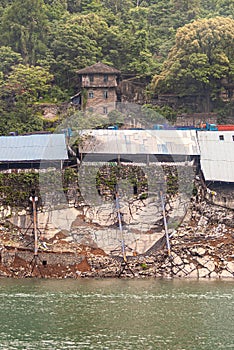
[79,129,199,156]
[197,131,234,182]
[0,134,68,162]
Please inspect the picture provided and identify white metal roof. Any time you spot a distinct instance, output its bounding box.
[79,130,199,155]
[0,134,68,161]
[197,131,234,182]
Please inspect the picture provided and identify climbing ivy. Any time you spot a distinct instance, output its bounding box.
[0,168,79,209]
[0,172,39,207]
[96,164,148,199]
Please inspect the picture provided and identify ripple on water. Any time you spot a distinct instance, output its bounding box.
[0,279,233,350]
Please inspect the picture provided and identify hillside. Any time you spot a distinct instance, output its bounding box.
[0,0,233,134]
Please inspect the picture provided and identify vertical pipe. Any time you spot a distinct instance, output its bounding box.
[32,197,38,256]
[146,154,149,166]
[115,185,127,262]
[160,190,171,257]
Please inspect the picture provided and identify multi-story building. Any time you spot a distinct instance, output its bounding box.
[71,62,121,115]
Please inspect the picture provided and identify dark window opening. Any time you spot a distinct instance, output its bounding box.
[89,75,94,82]
[88,91,94,98]
[103,90,108,99]
[219,135,224,141]
[103,107,108,114]
[232,135,234,141]
[103,74,108,82]
[133,184,138,195]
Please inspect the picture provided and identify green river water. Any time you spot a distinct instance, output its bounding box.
[0,278,233,350]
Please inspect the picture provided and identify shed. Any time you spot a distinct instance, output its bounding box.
[78,129,200,163]
[197,131,234,182]
[0,134,68,169]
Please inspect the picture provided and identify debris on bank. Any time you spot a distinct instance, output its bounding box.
[0,198,233,279]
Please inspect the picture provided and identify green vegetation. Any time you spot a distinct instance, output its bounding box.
[96,164,148,199]
[0,168,79,209]
[0,172,39,207]
[152,17,234,113]
[0,0,232,134]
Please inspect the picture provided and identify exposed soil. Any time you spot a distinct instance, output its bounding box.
[0,228,106,278]
[0,199,233,279]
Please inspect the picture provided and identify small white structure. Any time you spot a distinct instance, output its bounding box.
[197,131,234,182]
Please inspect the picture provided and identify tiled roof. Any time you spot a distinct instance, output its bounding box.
[77,62,120,75]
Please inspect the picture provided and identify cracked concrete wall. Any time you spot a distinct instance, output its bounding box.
[3,163,233,256]
[4,163,195,255]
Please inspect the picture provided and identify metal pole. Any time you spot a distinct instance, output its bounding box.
[115,185,127,262]
[30,194,38,256]
[160,190,171,257]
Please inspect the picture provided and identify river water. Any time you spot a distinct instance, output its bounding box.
[0,278,233,350]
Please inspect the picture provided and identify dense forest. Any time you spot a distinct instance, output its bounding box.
[0,0,233,134]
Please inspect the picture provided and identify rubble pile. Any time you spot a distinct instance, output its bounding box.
[80,201,234,279]
[0,197,233,279]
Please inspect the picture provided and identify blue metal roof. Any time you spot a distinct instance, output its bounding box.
[0,134,68,161]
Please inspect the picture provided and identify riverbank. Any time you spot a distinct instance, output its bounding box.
[0,199,233,279]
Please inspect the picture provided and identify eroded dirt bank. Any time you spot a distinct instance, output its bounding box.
[0,199,233,279]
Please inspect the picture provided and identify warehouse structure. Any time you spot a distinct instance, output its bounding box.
[0,130,233,185]
[197,131,234,183]
[0,134,68,170]
[78,129,200,163]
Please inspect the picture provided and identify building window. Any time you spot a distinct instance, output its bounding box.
[103,90,108,99]
[88,91,94,99]
[89,75,94,82]
[219,135,224,141]
[103,74,108,83]
[103,107,108,114]
[82,76,89,86]
[232,135,234,141]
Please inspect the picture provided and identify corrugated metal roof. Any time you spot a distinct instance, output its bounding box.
[0,134,68,161]
[197,131,234,182]
[79,130,200,155]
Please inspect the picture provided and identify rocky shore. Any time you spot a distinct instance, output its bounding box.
[0,198,233,279]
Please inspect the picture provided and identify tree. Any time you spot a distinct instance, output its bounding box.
[215,0,234,17]
[0,64,53,135]
[152,17,234,112]
[0,46,22,75]
[0,0,49,65]
[97,0,133,15]
[48,13,108,88]
[1,64,53,102]
[102,7,159,76]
